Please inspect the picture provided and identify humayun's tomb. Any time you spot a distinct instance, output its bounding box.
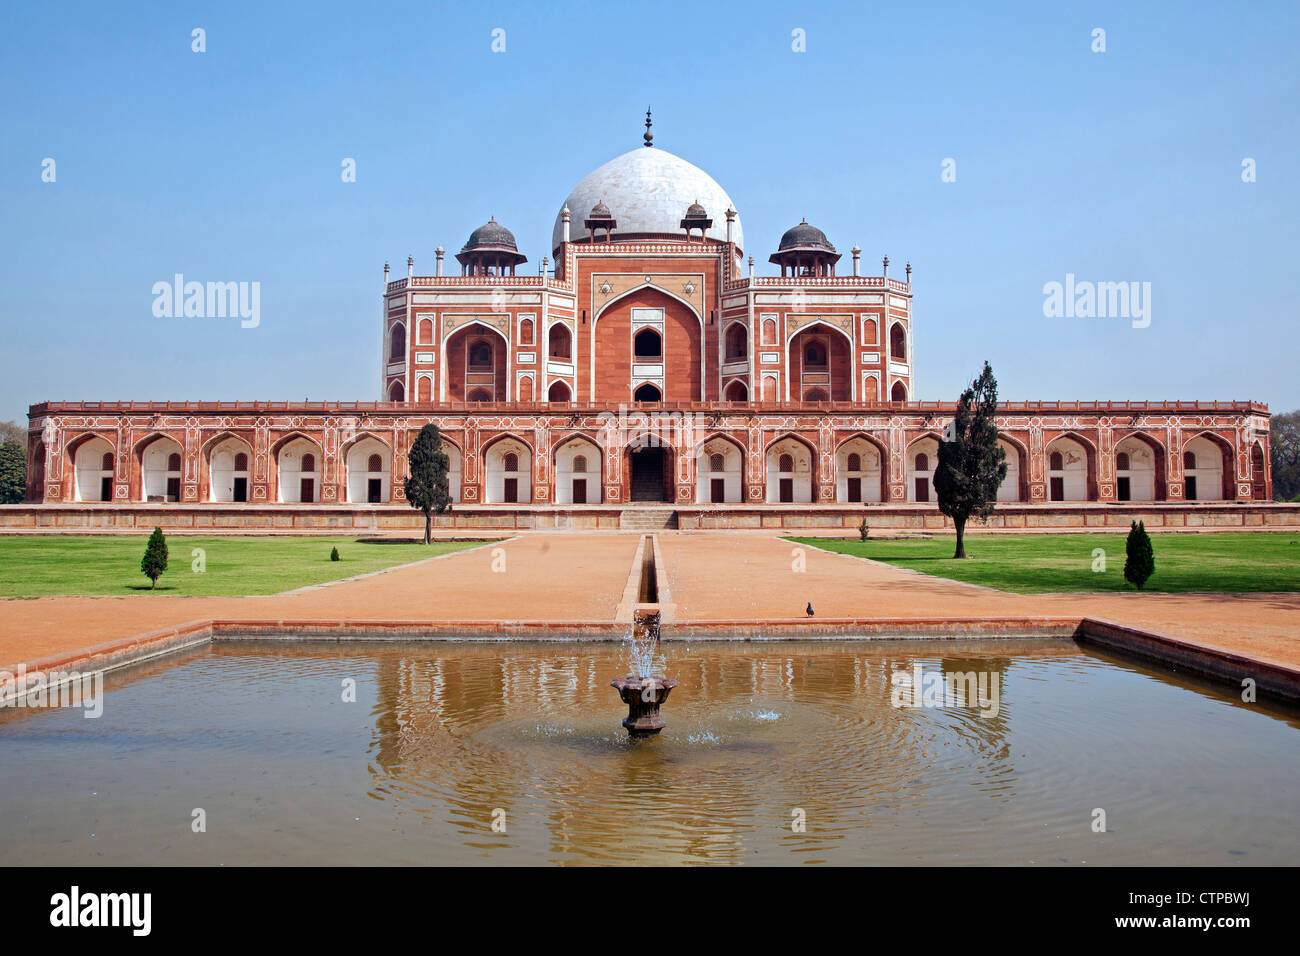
[17,120,1285,533]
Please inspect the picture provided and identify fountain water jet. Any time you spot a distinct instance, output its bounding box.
[611,609,676,738]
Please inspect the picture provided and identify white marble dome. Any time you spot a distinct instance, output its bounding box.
[552,147,743,255]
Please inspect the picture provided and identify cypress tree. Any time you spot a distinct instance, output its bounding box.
[934,362,1008,559]
[0,439,25,504]
[141,526,169,590]
[403,424,452,544]
[1124,520,1155,590]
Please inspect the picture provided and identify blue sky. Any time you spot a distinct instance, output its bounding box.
[1,0,1297,424]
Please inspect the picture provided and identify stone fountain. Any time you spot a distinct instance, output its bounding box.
[611,609,676,738]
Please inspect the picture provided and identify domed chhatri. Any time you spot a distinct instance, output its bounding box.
[680,199,713,240]
[552,146,744,254]
[770,217,841,277]
[456,216,527,276]
[776,218,836,254]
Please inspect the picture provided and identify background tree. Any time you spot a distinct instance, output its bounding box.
[404,424,452,544]
[935,362,1007,559]
[0,421,24,444]
[140,526,169,589]
[0,439,25,504]
[1124,520,1155,590]
[1270,410,1300,501]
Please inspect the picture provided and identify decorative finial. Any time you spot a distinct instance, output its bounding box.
[644,107,653,147]
[882,255,889,276]
[905,261,912,282]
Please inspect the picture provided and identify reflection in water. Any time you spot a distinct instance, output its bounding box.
[0,639,1296,866]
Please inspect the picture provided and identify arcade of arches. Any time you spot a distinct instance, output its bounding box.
[40,412,1271,509]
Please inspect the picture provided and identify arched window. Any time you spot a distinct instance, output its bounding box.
[548,323,572,359]
[235,453,248,470]
[1049,451,1064,471]
[709,453,725,472]
[847,453,861,471]
[367,454,383,472]
[890,381,906,402]
[101,452,114,470]
[779,453,794,472]
[724,380,748,401]
[725,323,748,361]
[633,382,661,402]
[762,318,777,345]
[633,328,661,361]
[1184,451,1196,469]
[417,377,432,402]
[467,388,491,402]
[302,453,316,472]
[469,341,492,370]
[804,341,827,367]
[915,452,929,471]
[890,324,906,362]
[418,318,433,344]
[390,324,406,361]
[804,387,828,402]
[504,452,519,472]
[1116,452,1130,470]
[547,380,571,402]
[167,453,181,471]
[519,317,534,345]
[573,455,587,472]
[389,381,405,402]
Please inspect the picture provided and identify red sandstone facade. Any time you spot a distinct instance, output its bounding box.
[24,138,1275,520]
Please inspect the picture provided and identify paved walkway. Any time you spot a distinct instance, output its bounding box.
[660,534,1300,670]
[2,531,1298,673]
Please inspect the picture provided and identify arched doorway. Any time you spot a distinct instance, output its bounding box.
[345,437,391,503]
[1114,434,1166,502]
[139,436,184,502]
[555,437,602,504]
[765,437,814,503]
[1045,435,1093,502]
[208,436,253,502]
[695,437,744,504]
[626,437,673,502]
[1183,434,1230,501]
[836,436,885,503]
[72,436,115,502]
[906,436,939,503]
[547,380,572,402]
[276,436,322,503]
[484,437,531,504]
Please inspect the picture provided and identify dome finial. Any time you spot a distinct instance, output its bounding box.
[644,106,653,147]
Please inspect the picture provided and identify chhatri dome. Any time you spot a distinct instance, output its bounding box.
[552,113,743,255]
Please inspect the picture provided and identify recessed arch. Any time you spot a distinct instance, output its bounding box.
[764,433,817,504]
[135,434,185,502]
[69,433,116,502]
[205,432,254,503]
[274,434,323,503]
[723,321,748,362]
[482,433,533,504]
[723,378,748,402]
[1113,431,1166,502]
[547,379,572,402]
[905,432,942,503]
[1044,431,1098,502]
[995,433,1029,503]
[343,433,392,503]
[835,433,887,503]
[389,322,407,362]
[633,382,662,403]
[694,433,746,504]
[554,434,602,504]
[889,322,907,363]
[1182,431,1233,501]
[443,319,511,403]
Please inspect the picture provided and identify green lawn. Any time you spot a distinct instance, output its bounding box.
[788,532,1300,593]
[0,535,487,597]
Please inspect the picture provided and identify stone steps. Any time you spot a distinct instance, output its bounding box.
[619,508,678,530]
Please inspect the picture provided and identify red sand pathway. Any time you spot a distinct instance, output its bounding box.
[2,532,1298,673]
